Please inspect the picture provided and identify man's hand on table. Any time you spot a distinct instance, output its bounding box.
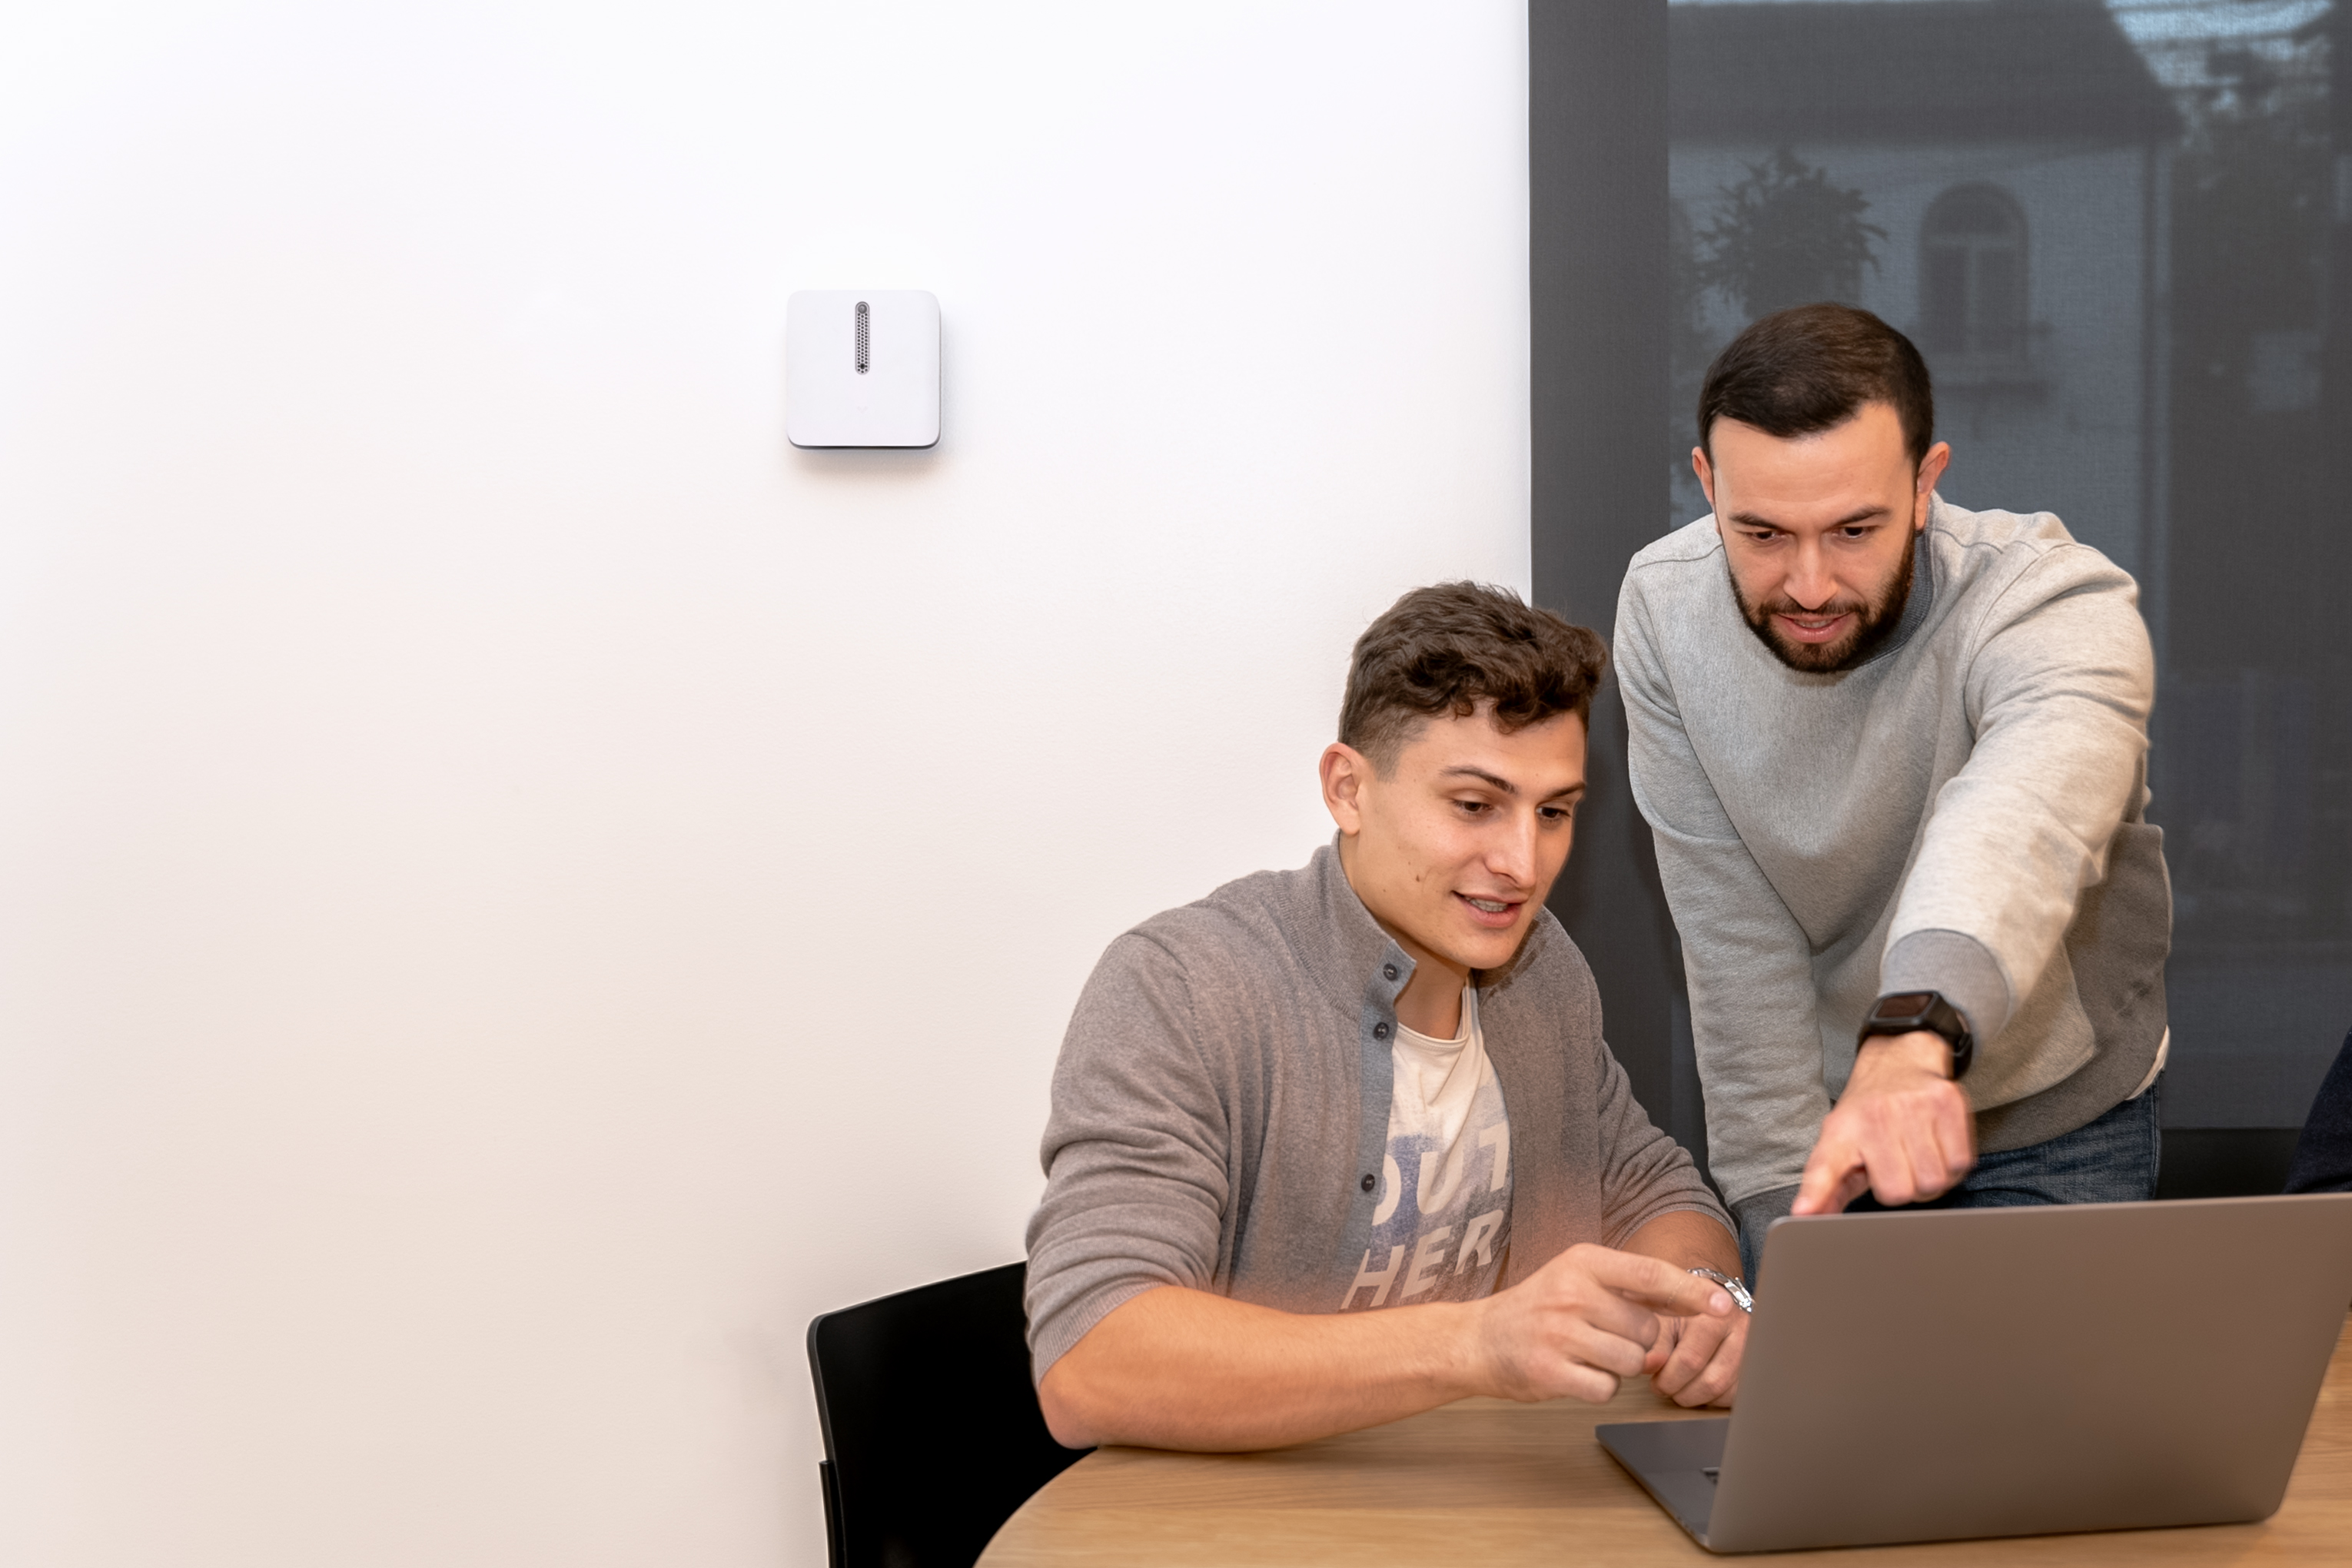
[1792,1030,1975,1216]
[1643,1291,1747,1407]
[1469,1243,1743,1407]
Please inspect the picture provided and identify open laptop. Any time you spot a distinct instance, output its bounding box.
[1599,1194,2352,1553]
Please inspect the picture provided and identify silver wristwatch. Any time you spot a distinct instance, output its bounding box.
[1689,1266,1755,1314]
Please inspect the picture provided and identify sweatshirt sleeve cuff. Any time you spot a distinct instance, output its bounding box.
[1882,929,2012,1045]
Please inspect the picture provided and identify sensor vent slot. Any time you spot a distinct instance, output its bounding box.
[854,301,870,374]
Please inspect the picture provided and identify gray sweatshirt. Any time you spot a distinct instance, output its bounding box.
[1616,499,2171,1207]
[1024,842,1729,1380]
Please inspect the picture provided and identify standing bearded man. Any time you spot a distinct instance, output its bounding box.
[1616,304,2171,1281]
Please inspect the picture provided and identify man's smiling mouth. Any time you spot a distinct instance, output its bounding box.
[1465,897,1513,914]
[1775,611,1853,643]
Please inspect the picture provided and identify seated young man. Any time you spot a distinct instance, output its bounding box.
[1025,582,1747,1452]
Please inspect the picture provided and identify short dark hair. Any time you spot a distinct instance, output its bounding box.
[1697,303,1935,467]
[1338,583,1607,769]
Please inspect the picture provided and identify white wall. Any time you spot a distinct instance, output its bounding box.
[0,4,1530,1564]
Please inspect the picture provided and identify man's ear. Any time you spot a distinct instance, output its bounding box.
[1321,742,1372,836]
[1693,447,1716,516]
[1913,441,1952,529]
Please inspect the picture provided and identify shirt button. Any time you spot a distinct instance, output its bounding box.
[1383,964,1399,981]
[1373,1022,1390,1039]
[1361,1174,1376,1193]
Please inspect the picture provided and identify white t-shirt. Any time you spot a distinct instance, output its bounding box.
[1339,986,1513,1310]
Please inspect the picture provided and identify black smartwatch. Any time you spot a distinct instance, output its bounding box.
[1859,990,1974,1080]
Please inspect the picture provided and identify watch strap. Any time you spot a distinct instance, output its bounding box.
[1860,989,1975,1080]
[1688,1267,1754,1314]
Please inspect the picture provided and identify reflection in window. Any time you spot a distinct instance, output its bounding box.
[1919,184,2027,358]
[1638,0,2347,1136]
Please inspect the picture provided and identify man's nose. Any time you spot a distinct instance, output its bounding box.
[1491,812,1538,885]
[1786,538,1837,609]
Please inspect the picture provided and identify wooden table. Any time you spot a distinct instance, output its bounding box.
[983,1314,2352,1566]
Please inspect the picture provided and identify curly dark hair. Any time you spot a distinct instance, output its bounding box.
[1338,583,1607,770]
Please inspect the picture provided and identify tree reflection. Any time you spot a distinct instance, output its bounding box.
[1695,147,1885,319]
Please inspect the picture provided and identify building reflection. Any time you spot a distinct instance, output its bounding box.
[1666,0,2349,1128]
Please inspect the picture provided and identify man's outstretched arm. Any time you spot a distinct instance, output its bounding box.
[1037,1229,1742,1452]
[1795,543,2156,1217]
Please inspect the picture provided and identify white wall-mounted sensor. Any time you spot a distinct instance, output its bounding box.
[786,291,940,449]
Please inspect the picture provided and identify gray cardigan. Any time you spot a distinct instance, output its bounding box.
[1617,499,2171,1207]
[1024,842,1730,1380]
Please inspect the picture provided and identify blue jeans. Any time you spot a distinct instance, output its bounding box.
[1733,1076,2164,1286]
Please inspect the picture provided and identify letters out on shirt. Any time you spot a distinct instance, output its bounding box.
[1340,991,1513,1310]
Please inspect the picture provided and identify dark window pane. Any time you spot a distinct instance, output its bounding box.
[1658,0,2351,1133]
[1922,244,1970,352]
[1975,246,2023,355]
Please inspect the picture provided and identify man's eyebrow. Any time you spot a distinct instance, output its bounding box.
[1729,506,1890,531]
[1440,766,1518,795]
[1440,768,1588,802]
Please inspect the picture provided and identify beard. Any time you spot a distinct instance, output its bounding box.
[1731,542,1916,674]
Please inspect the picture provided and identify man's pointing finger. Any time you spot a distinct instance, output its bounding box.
[1594,1251,1736,1318]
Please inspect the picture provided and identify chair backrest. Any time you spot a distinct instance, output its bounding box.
[2287,1028,2352,1194]
[806,1261,1089,1568]
[2155,1128,2300,1200]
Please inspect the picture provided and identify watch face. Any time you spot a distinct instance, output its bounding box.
[1874,992,1935,1022]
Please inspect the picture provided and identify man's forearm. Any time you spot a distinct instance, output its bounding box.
[1037,1284,1480,1451]
[1794,1031,1975,1214]
[1622,1208,1743,1280]
[1037,1232,1744,1450]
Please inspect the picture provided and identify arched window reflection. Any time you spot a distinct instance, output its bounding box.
[1920,184,2028,358]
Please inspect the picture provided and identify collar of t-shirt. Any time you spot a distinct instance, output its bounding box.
[1390,985,1487,1137]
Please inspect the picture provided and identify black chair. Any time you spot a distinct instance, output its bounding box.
[2154,1128,2303,1200]
[2287,1028,2352,1194]
[807,1261,1090,1568]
